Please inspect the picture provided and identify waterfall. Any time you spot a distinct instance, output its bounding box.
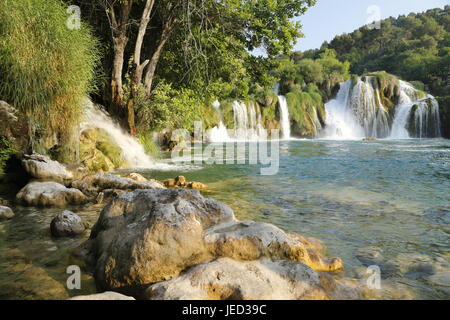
[210,100,266,142]
[81,100,155,168]
[278,95,291,140]
[322,78,441,139]
[322,81,365,139]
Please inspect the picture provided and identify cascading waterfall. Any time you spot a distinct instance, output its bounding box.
[278,95,291,139]
[322,81,365,139]
[322,78,441,139]
[209,100,266,142]
[81,100,155,167]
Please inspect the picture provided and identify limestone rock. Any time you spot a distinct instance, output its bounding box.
[163,176,207,190]
[22,153,73,182]
[50,210,85,237]
[81,189,342,294]
[145,258,360,300]
[0,101,29,151]
[123,173,148,182]
[0,206,14,219]
[69,291,135,300]
[71,173,164,196]
[16,181,88,207]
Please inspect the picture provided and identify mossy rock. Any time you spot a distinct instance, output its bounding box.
[79,128,125,172]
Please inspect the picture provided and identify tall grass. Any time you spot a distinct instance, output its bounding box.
[0,0,99,163]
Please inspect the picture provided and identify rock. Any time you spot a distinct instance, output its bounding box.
[0,206,14,219]
[145,258,360,300]
[71,173,164,196]
[175,175,187,186]
[0,198,11,206]
[22,153,73,182]
[362,138,377,141]
[428,272,450,287]
[16,181,88,207]
[81,189,343,294]
[187,181,207,190]
[69,291,135,300]
[123,173,147,182]
[0,101,29,151]
[50,210,85,237]
[355,247,384,266]
[164,176,207,190]
[164,179,176,187]
[79,128,125,172]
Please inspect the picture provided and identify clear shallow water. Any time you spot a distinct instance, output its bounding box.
[1,139,449,299]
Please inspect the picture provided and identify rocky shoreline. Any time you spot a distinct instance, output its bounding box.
[1,153,362,300]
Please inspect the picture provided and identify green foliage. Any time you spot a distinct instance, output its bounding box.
[0,0,99,162]
[137,133,160,158]
[0,137,16,176]
[320,7,449,99]
[134,81,205,132]
[274,48,350,97]
[286,84,325,137]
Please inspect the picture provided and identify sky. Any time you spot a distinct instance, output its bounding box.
[294,0,449,51]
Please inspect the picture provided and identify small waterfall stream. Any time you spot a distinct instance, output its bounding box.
[81,100,155,168]
[278,95,291,140]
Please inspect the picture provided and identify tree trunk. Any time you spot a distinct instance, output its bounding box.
[105,0,133,114]
[143,19,175,96]
[125,0,154,135]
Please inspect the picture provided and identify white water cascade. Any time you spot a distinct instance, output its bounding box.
[209,101,266,142]
[278,95,291,139]
[81,100,155,168]
[322,78,441,140]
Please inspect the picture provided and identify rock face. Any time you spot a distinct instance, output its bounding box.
[16,181,88,207]
[50,210,85,237]
[145,258,360,300]
[0,206,14,219]
[81,189,344,297]
[0,101,29,152]
[22,153,73,182]
[69,291,135,300]
[71,173,164,196]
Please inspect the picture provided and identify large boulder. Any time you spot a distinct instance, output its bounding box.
[16,181,88,207]
[145,258,360,300]
[80,189,343,295]
[22,153,73,182]
[50,210,85,237]
[69,291,135,300]
[71,173,164,196]
[0,206,14,219]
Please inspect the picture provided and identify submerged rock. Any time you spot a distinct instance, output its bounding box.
[16,181,88,207]
[22,153,74,182]
[50,210,85,237]
[80,189,343,296]
[69,291,135,300]
[71,173,164,196]
[164,175,207,190]
[145,257,360,300]
[0,206,14,219]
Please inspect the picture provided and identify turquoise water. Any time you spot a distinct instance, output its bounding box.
[1,139,449,299]
[134,138,450,299]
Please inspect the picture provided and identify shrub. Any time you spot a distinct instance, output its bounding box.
[0,0,99,163]
[0,137,16,176]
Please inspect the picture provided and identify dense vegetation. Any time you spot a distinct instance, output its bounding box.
[0,0,99,163]
[0,1,449,174]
